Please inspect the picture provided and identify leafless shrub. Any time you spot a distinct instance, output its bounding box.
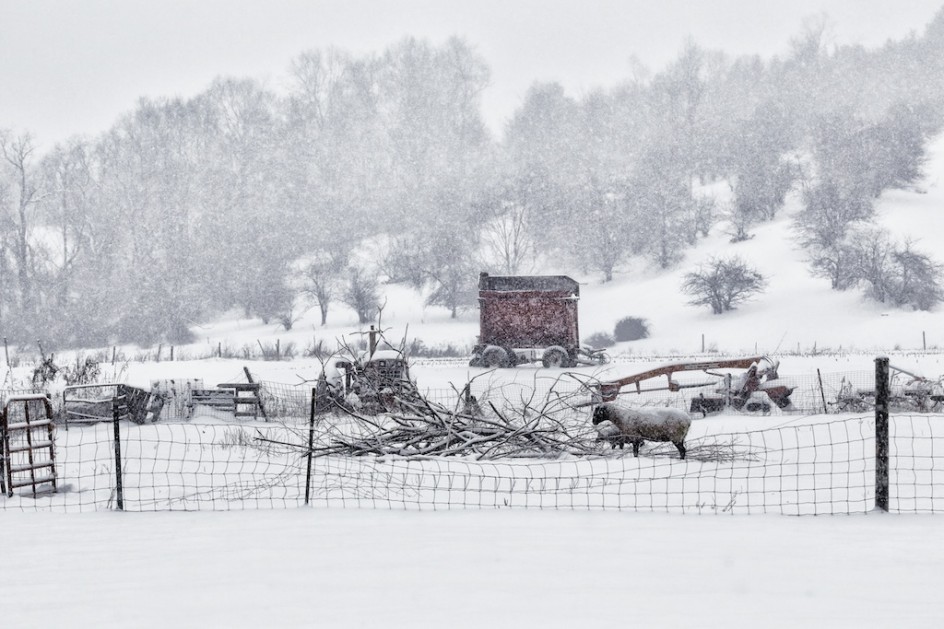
[682,256,766,314]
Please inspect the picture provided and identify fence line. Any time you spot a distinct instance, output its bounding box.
[2,361,943,514]
[2,412,942,514]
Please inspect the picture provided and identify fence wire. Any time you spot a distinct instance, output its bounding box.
[452,369,941,416]
[1,414,941,514]
[3,364,944,514]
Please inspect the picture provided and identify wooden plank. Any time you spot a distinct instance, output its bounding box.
[10,461,55,473]
[11,475,56,488]
[6,420,54,431]
[8,440,53,453]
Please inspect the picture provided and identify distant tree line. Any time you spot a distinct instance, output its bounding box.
[2,10,944,347]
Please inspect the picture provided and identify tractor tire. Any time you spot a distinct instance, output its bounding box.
[503,346,519,368]
[745,401,771,414]
[773,395,794,409]
[482,346,508,369]
[541,346,568,369]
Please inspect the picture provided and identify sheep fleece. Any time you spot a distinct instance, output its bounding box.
[592,404,692,443]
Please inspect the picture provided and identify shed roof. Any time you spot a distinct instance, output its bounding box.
[478,273,579,296]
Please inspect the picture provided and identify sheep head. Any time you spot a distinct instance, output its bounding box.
[591,404,612,425]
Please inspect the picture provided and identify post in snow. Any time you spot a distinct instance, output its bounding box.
[874,356,890,513]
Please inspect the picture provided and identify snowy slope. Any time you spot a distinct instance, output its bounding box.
[173,132,944,361]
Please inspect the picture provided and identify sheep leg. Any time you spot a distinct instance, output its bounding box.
[674,441,686,460]
[632,440,641,457]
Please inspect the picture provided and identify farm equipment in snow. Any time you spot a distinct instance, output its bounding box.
[834,365,944,412]
[315,328,418,414]
[593,355,794,414]
[468,273,609,369]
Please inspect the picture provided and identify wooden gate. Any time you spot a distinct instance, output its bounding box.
[1,394,58,497]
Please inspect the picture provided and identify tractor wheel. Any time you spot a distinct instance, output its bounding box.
[482,346,508,369]
[773,395,794,410]
[503,346,519,367]
[541,346,568,369]
[745,401,771,414]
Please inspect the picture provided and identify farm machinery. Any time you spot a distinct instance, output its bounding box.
[594,356,795,414]
[834,364,944,412]
[468,273,610,369]
[315,328,418,414]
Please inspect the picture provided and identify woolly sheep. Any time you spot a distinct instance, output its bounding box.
[593,420,630,450]
[592,403,692,459]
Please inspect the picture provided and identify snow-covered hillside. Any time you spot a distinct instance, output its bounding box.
[179,132,944,361]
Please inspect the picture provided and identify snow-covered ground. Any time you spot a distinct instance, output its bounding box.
[4,510,944,628]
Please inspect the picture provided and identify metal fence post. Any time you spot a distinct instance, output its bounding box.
[875,356,890,512]
[1,402,8,496]
[304,387,317,506]
[112,395,124,511]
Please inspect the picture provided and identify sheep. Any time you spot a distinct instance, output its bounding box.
[592,403,692,459]
[593,420,630,450]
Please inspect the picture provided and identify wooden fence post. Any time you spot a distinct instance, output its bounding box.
[875,356,890,513]
[305,387,317,506]
[112,395,124,511]
[816,369,828,414]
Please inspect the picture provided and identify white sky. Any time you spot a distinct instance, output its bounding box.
[1,0,942,148]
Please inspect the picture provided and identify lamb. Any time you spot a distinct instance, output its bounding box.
[592,403,692,459]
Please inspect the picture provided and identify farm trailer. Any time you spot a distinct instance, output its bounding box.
[468,273,608,369]
[593,355,796,414]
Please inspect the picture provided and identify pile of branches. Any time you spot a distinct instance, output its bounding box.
[310,380,602,460]
[299,372,759,462]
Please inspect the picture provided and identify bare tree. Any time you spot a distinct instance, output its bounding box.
[301,244,349,326]
[0,131,42,318]
[342,264,381,325]
[481,200,533,275]
[682,256,766,314]
[39,140,97,309]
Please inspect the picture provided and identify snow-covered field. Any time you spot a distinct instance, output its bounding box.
[4,510,944,628]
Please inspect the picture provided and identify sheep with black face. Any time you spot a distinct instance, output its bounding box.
[592,403,692,459]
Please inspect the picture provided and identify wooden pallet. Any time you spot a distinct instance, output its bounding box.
[188,379,264,421]
[217,382,262,419]
[190,388,237,413]
[2,394,57,498]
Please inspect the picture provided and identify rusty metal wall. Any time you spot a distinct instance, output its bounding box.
[478,290,579,348]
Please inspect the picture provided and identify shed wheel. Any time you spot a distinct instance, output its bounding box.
[482,346,508,369]
[541,346,568,369]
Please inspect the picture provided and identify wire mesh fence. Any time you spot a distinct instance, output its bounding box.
[1,363,943,514]
[304,417,878,515]
[452,368,943,416]
[1,413,941,514]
